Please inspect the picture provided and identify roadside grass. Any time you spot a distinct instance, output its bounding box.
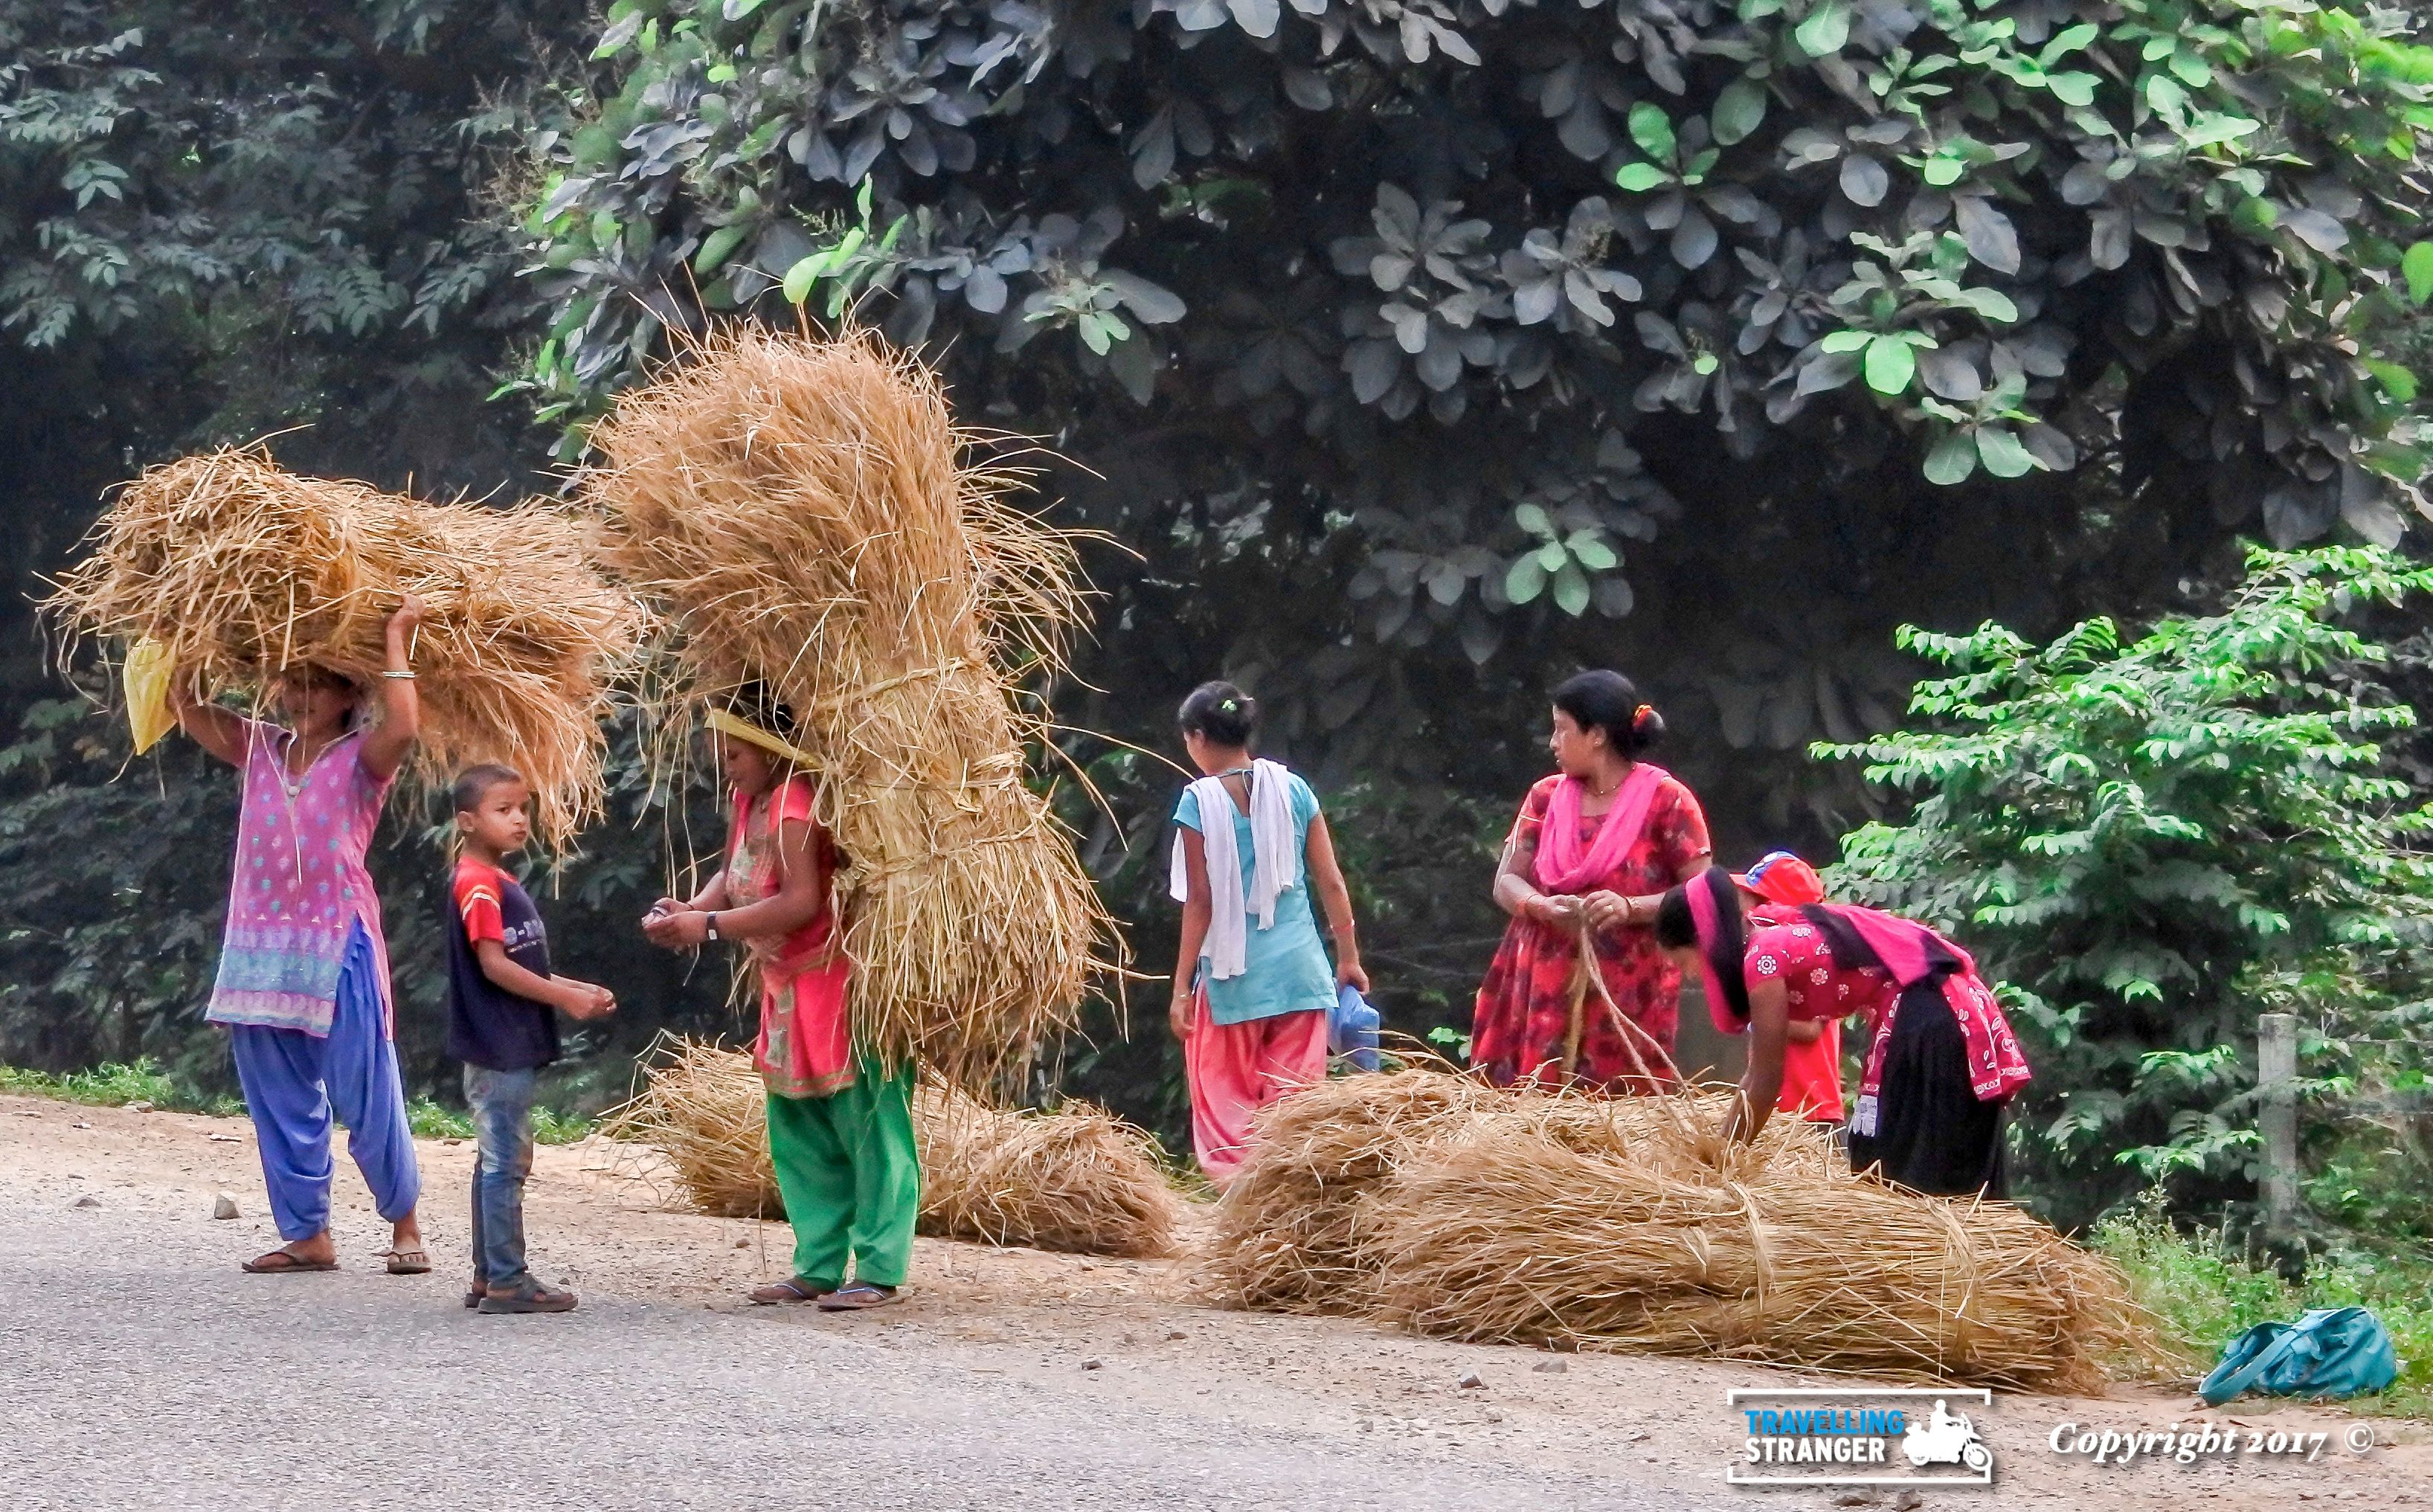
[2092,1197,2433,1418]
[3,1061,593,1146]
[0,1060,241,1117]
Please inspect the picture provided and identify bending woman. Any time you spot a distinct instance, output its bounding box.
[643,690,916,1310]
[170,598,429,1275]
[1168,682,1367,1187]
[1655,866,2032,1197]
[1471,671,1710,1092]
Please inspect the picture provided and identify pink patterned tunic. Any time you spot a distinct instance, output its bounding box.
[205,722,396,1038]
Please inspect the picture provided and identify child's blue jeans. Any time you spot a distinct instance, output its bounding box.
[463,1064,538,1288]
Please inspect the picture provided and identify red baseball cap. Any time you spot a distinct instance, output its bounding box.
[1732,850,1824,906]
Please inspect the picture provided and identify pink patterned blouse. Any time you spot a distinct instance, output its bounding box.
[204,722,396,1038]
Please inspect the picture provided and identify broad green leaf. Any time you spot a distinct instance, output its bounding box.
[781,254,826,304]
[1924,429,1979,485]
[1613,161,1670,193]
[1865,333,1916,394]
[1793,0,1849,58]
[1505,555,1549,604]
[2405,241,2433,304]
[694,224,749,275]
[2362,358,2419,404]
[1552,562,1592,616]
[1821,329,1873,353]
[1923,156,1965,187]
[1627,103,1677,163]
[1976,425,2037,477]
[1571,536,1619,570]
[1712,80,1768,146]
[1514,502,1553,536]
[1537,541,1568,571]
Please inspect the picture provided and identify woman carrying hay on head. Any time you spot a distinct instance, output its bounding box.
[1169,682,1369,1188]
[171,598,431,1276]
[1471,671,1711,1093]
[1656,866,2032,1196]
[642,688,918,1310]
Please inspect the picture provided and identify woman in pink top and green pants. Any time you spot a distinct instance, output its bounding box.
[170,599,431,1275]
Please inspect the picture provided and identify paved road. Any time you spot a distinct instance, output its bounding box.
[0,1200,1723,1512]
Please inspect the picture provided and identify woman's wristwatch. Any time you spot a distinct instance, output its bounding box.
[704,912,721,942]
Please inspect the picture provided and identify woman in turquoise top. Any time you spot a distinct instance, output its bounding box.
[1168,681,1366,1186]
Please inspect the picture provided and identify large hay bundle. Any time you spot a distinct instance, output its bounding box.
[1197,1070,2158,1390]
[1194,1069,1831,1313]
[581,328,1112,1088]
[1364,1128,2152,1392]
[602,1040,1183,1258]
[45,450,643,845]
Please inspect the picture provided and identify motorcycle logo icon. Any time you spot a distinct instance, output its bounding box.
[1904,1398,1994,1474]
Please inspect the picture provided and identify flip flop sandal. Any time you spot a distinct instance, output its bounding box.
[748,1277,832,1306]
[816,1282,901,1311]
[382,1248,433,1275]
[242,1249,338,1275]
[464,1285,486,1310]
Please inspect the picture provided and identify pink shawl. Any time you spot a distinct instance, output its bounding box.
[1533,762,1670,895]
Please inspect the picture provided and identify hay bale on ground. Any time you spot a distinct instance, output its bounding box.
[1195,1070,1500,1313]
[917,1083,1186,1258]
[45,449,643,846]
[1197,1069,2159,1389]
[602,1040,1183,1258]
[581,328,1115,1091]
[1363,1127,2154,1392]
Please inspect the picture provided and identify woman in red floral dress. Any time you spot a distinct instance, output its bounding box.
[1471,670,1712,1092]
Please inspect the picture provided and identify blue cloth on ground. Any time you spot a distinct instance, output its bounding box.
[228,919,421,1241]
[2198,1307,2399,1406]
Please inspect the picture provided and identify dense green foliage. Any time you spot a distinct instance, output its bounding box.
[1826,545,2433,1227]
[524,0,2433,764]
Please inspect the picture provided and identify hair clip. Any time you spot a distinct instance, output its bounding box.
[1633,702,1653,721]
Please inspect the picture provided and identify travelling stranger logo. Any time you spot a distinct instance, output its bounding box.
[1728,1388,1996,1487]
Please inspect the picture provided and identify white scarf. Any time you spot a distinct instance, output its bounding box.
[1169,758,1301,982]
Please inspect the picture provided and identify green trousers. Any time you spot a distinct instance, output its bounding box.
[764,1056,920,1288]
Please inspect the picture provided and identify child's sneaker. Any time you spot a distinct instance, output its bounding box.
[478,1279,578,1313]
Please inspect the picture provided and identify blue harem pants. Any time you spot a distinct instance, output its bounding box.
[228,921,422,1241]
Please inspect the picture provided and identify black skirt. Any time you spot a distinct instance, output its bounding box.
[1845,981,2009,1199]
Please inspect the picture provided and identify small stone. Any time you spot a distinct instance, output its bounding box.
[211,1193,240,1220]
[72,1194,100,1209]
[735,1239,750,1249]
[208,1133,241,1143]
[1081,1358,1103,1371]
[1411,1418,1431,1431]
[1166,1329,1186,1340]
[1833,1496,1877,1509]
[1532,1360,1568,1374]
[443,1138,463,1147]
[1485,1409,1504,1423]
[126,1100,153,1113]
[1457,1371,1485,1389]
[71,1122,91,1130]
[1122,1333,1139,1345]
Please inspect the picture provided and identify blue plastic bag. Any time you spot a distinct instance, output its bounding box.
[1330,985,1381,1072]
[2198,1307,2399,1406]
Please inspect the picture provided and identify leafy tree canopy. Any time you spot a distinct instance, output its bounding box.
[525,0,2433,731]
[1825,544,2433,1227]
